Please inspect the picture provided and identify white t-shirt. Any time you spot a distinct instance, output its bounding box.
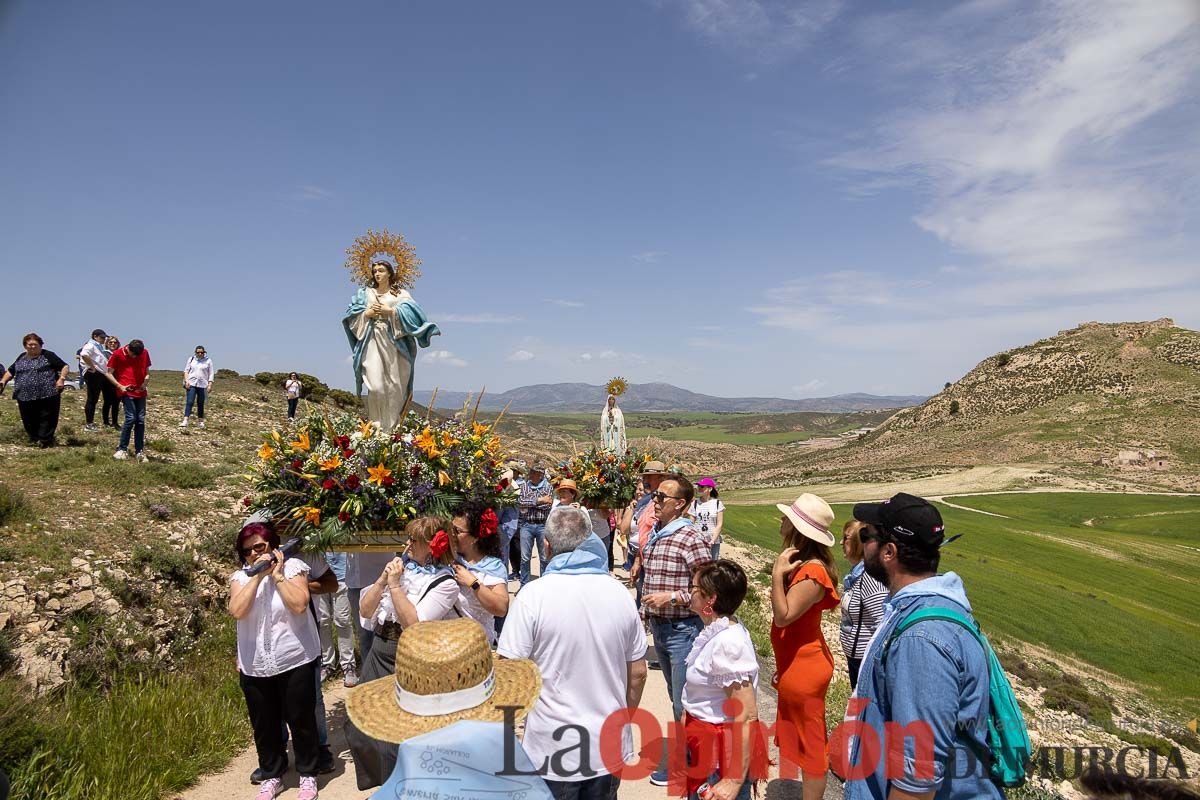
[588,508,611,541]
[285,379,302,399]
[456,564,508,644]
[497,573,647,781]
[361,567,460,630]
[80,340,108,373]
[231,557,322,678]
[343,552,396,590]
[689,498,725,544]
[682,617,759,723]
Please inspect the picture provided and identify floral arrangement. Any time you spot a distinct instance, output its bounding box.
[554,446,651,509]
[244,409,514,551]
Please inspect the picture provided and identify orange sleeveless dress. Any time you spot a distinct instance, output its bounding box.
[770,561,839,776]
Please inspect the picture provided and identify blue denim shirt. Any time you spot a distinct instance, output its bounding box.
[842,572,1002,800]
[323,551,347,584]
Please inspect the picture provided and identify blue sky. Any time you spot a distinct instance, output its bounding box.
[2,0,1197,398]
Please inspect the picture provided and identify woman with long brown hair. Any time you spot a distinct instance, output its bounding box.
[769,493,839,800]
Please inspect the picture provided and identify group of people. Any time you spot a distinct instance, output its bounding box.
[226,432,1002,800]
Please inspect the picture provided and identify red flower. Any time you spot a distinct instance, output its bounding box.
[322,478,336,490]
[381,475,395,487]
[410,465,422,478]
[344,474,361,490]
[392,432,403,442]
[338,511,351,523]
[242,496,252,507]
[430,529,450,559]
[479,508,499,538]
[290,459,304,471]
[342,449,354,459]
[337,435,350,449]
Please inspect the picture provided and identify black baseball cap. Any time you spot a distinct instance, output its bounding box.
[852,492,946,551]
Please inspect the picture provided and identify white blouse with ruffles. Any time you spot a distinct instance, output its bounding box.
[231,557,321,678]
[681,616,760,723]
[360,565,461,630]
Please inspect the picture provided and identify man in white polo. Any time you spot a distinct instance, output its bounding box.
[498,506,648,799]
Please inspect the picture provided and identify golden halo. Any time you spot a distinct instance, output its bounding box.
[345,229,422,289]
[606,376,628,397]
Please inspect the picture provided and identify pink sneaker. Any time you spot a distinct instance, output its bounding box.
[297,775,319,800]
[254,777,283,800]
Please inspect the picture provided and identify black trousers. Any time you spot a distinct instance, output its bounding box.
[545,775,620,800]
[239,659,321,779]
[287,398,299,418]
[101,380,119,426]
[83,371,106,424]
[18,394,61,446]
[346,635,399,790]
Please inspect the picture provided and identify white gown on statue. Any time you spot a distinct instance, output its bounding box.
[348,289,417,431]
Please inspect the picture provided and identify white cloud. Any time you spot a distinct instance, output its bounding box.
[434,313,523,324]
[792,379,826,396]
[657,0,845,63]
[422,350,468,368]
[546,298,584,308]
[579,353,593,361]
[830,0,1200,284]
[507,350,535,362]
[632,250,668,263]
[598,350,619,360]
[294,185,334,201]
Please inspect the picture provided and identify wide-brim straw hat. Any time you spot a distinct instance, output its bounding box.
[347,618,541,744]
[775,493,836,547]
[642,460,667,475]
[556,478,578,495]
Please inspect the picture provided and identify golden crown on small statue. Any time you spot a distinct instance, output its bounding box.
[344,228,422,289]
[606,377,628,397]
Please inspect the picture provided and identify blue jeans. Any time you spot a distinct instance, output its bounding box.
[500,521,518,575]
[519,522,546,585]
[649,615,704,722]
[184,386,206,418]
[119,396,146,453]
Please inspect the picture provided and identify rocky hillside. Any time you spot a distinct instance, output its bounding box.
[728,319,1200,490]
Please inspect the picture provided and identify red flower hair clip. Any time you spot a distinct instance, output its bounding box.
[430,529,450,559]
[479,508,499,537]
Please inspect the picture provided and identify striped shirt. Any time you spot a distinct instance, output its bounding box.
[839,568,889,659]
[517,479,552,524]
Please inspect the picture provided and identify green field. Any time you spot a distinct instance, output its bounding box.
[723,492,1200,707]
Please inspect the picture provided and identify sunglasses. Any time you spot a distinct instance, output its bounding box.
[858,525,892,544]
[240,541,270,557]
[651,491,684,502]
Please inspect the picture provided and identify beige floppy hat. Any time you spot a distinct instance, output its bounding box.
[347,618,541,744]
[775,493,836,547]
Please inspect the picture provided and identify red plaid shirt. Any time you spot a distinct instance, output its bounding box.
[640,520,712,621]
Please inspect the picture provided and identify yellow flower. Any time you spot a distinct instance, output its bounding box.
[442,434,460,448]
[414,427,441,457]
[438,470,452,487]
[367,463,393,485]
[474,449,486,458]
[472,422,489,437]
[359,419,375,438]
[289,431,311,452]
[258,443,276,461]
[486,436,501,454]
[271,430,282,444]
[318,454,342,471]
[303,506,321,526]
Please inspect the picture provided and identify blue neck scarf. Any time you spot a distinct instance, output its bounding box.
[403,554,449,576]
[541,533,610,576]
[844,560,866,592]
[458,555,508,582]
[644,516,691,553]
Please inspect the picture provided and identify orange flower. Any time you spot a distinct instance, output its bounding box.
[289,431,311,452]
[438,470,452,487]
[367,463,393,486]
[472,422,489,437]
[258,443,276,461]
[294,506,321,526]
[414,427,440,456]
[318,454,342,471]
[358,419,375,438]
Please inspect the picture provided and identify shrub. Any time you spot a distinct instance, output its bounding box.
[254,372,328,403]
[0,482,32,526]
[130,545,194,587]
[949,400,961,415]
[944,382,952,390]
[215,368,239,379]
[997,353,1012,367]
[146,439,175,454]
[328,388,361,409]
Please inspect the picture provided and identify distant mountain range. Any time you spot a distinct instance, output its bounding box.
[412,382,927,414]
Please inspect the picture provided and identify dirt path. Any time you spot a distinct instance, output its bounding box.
[175,548,838,800]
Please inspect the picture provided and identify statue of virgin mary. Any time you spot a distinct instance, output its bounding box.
[342,234,440,431]
[600,394,626,453]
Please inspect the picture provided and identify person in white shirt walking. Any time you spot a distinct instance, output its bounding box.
[497,506,648,799]
[78,328,109,432]
[180,345,214,428]
[689,478,726,560]
[285,373,303,422]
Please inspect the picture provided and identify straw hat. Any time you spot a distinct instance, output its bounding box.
[642,460,667,475]
[556,479,578,496]
[775,493,836,547]
[347,618,541,743]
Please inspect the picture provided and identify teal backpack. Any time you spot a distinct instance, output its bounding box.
[882,608,1031,789]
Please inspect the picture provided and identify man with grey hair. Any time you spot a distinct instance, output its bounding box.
[498,506,648,799]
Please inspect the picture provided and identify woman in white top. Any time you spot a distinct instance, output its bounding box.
[227,521,322,800]
[681,560,761,800]
[451,505,510,644]
[284,372,302,422]
[348,515,460,790]
[690,478,726,559]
